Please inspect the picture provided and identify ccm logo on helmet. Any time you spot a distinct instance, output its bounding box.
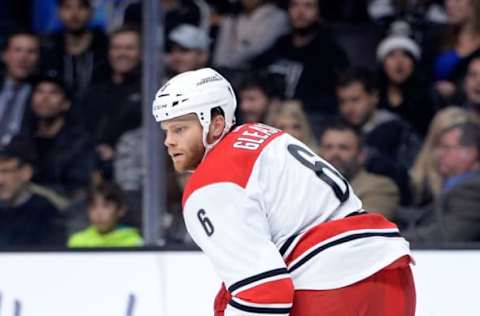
[233,124,280,150]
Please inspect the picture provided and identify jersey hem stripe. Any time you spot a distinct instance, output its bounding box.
[228,268,288,293]
[279,209,366,258]
[288,231,402,272]
[231,274,292,296]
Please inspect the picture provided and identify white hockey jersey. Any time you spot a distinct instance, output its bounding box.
[182,123,411,316]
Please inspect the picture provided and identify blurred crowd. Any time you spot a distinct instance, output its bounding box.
[0,0,480,249]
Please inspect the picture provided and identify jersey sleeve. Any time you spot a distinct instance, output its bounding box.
[183,182,294,316]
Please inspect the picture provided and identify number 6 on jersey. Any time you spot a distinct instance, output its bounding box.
[288,144,350,202]
[197,209,215,237]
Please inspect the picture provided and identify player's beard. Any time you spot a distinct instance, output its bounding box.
[172,141,205,172]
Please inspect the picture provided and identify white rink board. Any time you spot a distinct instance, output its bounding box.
[0,250,478,316]
[412,250,480,316]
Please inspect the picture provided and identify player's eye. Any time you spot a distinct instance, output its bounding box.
[174,127,185,134]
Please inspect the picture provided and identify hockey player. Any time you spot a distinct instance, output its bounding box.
[153,68,416,316]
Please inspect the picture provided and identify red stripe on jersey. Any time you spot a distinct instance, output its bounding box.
[235,277,294,304]
[285,213,398,266]
[182,123,283,207]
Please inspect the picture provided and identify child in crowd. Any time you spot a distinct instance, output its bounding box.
[68,182,142,247]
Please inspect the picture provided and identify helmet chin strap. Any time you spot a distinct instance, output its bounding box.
[201,119,229,161]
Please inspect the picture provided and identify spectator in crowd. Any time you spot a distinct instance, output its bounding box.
[23,75,95,198]
[238,74,276,123]
[0,32,40,146]
[319,121,400,219]
[255,0,349,115]
[0,136,65,249]
[213,0,288,69]
[462,55,480,121]
[167,24,210,76]
[336,68,421,168]
[81,26,142,177]
[123,0,211,48]
[68,182,142,247]
[376,21,435,136]
[335,68,421,205]
[433,0,480,103]
[267,100,318,152]
[410,106,476,206]
[406,122,480,242]
[42,0,107,99]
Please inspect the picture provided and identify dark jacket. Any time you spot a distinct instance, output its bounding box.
[254,25,349,115]
[41,28,108,99]
[24,123,95,196]
[81,70,142,147]
[363,110,421,169]
[377,69,435,137]
[407,171,480,242]
[0,192,65,248]
[362,110,421,205]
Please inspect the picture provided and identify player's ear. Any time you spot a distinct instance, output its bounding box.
[208,114,225,142]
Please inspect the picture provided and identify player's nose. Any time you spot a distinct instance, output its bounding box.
[164,131,175,147]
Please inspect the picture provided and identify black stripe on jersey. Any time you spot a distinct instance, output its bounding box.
[229,300,291,314]
[345,210,367,217]
[289,231,401,273]
[228,268,288,293]
[279,234,300,256]
[280,211,365,256]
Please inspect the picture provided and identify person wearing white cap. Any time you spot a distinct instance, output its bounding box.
[168,24,210,76]
[376,21,435,136]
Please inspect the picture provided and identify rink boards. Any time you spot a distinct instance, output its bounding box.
[0,250,477,316]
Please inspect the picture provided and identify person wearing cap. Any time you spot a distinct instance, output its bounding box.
[0,135,66,249]
[168,24,210,76]
[376,21,435,137]
[23,75,95,198]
